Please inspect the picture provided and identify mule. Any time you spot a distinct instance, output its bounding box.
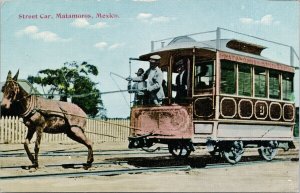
[1,71,94,168]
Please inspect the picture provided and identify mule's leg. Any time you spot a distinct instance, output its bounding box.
[33,127,43,168]
[24,128,36,164]
[66,127,94,164]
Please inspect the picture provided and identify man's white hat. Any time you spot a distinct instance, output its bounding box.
[149,55,161,63]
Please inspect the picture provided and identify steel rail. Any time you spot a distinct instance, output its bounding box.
[0,147,169,154]
[0,147,297,158]
[1,157,298,179]
[203,157,297,169]
[0,149,169,158]
[0,161,128,169]
[0,165,191,180]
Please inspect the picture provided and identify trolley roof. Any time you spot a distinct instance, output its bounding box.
[139,36,295,73]
[140,37,266,59]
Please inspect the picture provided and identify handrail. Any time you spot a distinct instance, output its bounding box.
[150,27,299,67]
[152,30,217,43]
[219,27,291,48]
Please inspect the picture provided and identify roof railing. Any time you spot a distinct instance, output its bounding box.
[151,30,217,52]
[151,27,299,67]
[218,27,299,67]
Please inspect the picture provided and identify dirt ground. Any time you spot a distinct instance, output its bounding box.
[0,141,299,192]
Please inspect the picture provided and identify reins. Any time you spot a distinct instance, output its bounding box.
[4,80,165,139]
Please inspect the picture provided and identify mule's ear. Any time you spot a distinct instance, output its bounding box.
[13,70,19,81]
[6,71,12,80]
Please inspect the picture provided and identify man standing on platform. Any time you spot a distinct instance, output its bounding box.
[145,55,165,105]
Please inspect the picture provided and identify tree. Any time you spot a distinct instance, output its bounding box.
[28,61,105,118]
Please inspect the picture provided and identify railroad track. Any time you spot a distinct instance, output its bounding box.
[0,165,191,180]
[0,156,298,180]
[0,161,128,169]
[1,147,297,158]
[0,149,169,158]
[204,157,298,169]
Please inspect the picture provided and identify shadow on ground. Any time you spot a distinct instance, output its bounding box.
[105,154,296,168]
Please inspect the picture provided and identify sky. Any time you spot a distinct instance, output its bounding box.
[1,0,299,118]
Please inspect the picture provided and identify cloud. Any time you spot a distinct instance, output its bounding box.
[71,18,108,29]
[260,14,274,25]
[94,42,108,49]
[151,16,171,23]
[239,14,280,25]
[70,18,90,28]
[239,18,254,24]
[34,31,63,42]
[108,43,125,50]
[22,25,39,34]
[90,22,108,29]
[274,21,280,25]
[94,42,125,50]
[16,25,70,42]
[133,0,157,2]
[137,13,175,23]
[137,13,153,20]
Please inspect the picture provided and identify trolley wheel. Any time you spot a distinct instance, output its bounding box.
[206,140,218,157]
[208,150,222,162]
[258,141,278,161]
[209,151,217,156]
[209,150,222,157]
[168,141,191,158]
[222,141,244,164]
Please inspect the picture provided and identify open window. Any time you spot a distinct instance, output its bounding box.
[282,72,294,101]
[161,65,169,98]
[170,56,192,103]
[194,60,214,92]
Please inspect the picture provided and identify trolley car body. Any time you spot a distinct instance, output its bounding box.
[128,29,296,163]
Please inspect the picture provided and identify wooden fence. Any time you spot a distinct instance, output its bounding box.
[0,116,130,144]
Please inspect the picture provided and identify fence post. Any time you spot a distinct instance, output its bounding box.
[18,118,23,143]
[11,116,15,143]
[0,117,3,143]
[5,116,10,143]
[93,119,96,142]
